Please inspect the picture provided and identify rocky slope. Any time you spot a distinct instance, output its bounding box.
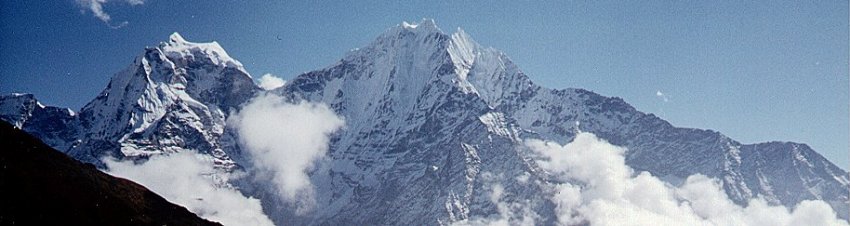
[0,120,220,225]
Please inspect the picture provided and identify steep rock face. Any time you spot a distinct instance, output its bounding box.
[739,142,850,214]
[69,33,258,166]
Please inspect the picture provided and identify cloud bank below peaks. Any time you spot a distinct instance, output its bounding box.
[530,132,847,226]
[229,93,344,211]
[459,132,848,226]
[103,151,274,226]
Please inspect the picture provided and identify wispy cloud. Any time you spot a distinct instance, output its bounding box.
[75,0,145,29]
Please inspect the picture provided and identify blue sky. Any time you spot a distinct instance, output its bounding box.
[1,0,847,168]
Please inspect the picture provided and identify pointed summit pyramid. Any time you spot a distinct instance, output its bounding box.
[272,20,849,224]
[160,32,245,70]
[69,33,258,166]
[168,32,188,43]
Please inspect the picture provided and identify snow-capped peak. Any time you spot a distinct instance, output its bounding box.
[69,32,258,166]
[401,21,417,29]
[159,32,245,70]
[400,18,439,31]
[84,33,256,133]
[330,20,530,107]
[376,18,443,42]
[169,32,188,44]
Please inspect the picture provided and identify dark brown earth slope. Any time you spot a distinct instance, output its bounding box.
[0,120,220,225]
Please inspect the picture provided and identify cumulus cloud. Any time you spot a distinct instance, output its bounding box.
[257,73,286,90]
[75,0,145,28]
[229,94,344,210]
[103,151,274,226]
[521,132,848,226]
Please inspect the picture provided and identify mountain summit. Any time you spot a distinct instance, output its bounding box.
[2,20,848,224]
[279,19,849,224]
[9,33,259,166]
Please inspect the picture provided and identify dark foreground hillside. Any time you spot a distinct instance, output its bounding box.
[0,120,219,226]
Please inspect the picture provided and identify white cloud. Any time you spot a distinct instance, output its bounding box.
[100,93,343,223]
[229,94,344,211]
[677,175,849,226]
[257,73,286,90]
[75,0,144,28]
[520,132,849,226]
[103,151,274,226]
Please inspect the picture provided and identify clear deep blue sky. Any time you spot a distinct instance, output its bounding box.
[1,0,847,168]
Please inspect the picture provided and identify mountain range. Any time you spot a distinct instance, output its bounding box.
[1,19,847,225]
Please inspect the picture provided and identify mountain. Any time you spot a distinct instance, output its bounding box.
[0,93,78,151]
[11,33,259,167]
[0,120,220,225]
[1,19,847,224]
[276,19,849,224]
